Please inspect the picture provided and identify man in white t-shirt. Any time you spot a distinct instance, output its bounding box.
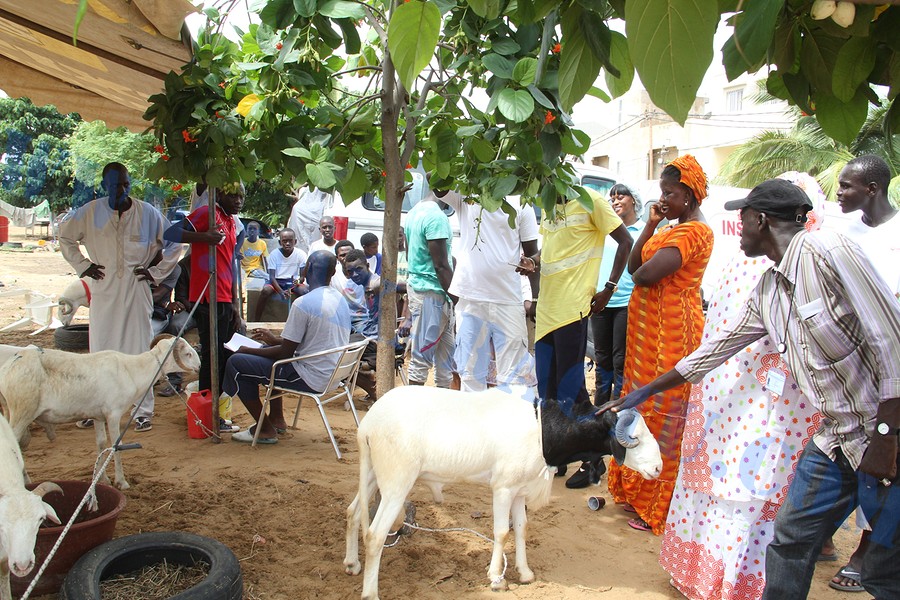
[253,228,308,321]
[309,216,338,253]
[287,186,335,253]
[821,154,899,592]
[443,192,540,395]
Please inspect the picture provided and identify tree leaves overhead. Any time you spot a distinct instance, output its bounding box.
[604,31,634,99]
[815,91,869,147]
[625,0,717,125]
[721,0,784,81]
[388,1,442,91]
[832,37,876,103]
[497,88,535,122]
[559,5,603,111]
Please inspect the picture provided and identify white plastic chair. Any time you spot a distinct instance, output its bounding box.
[252,339,369,458]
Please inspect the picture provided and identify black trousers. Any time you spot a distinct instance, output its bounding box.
[195,301,237,392]
[535,316,590,411]
[590,306,628,404]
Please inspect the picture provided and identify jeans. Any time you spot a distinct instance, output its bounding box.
[535,317,590,415]
[590,306,627,405]
[195,302,237,392]
[407,287,455,387]
[762,441,900,599]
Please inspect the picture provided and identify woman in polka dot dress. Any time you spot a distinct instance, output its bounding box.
[659,172,826,600]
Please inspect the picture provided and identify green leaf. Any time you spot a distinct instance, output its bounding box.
[575,186,595,213]
[625,0,717,125]
[319,0,365,19]
[559,7,603,111]
[770,13,800,74]
[388,1,442,91]
[580,10,616,77]
[282,147,312,159]
[260,0,297,29]
[466,0,502,19]
[293,0,316,17]
[497,88,535,122]
[604,31,634,99]
[721,0,783,81]
[432,125,460,161]
[483,53,516,79]
[471,138,495,162]
[832,37,876,103]
[561,128,592,155]
[890,54,900,101]
[339,162,369,202]
[512,58,539,86]
[493,175,519,199]
[456,124,484,137]
[527,85,555,109]
[307,162,338,188]
[814,91,868,146]
[491,38,521,56]
[800,33,844,94]
[499,200,518,229]
[587,86,612,102]
[336,18,362,55]
[73,0,88,45]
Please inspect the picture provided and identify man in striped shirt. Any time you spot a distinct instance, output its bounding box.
[598,178,900,599]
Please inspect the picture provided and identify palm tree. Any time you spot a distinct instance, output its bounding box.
[716,97,899,204]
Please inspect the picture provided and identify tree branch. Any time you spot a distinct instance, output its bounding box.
[333,66,383,78]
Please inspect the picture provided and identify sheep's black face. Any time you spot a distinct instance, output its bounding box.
[539,398,623,466]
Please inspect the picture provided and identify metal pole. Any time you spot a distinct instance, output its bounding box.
[208,187,221,442]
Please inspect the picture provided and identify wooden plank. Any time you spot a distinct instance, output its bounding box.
[0,0,191,74]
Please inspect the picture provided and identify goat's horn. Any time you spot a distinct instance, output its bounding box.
[615,409,640,449]
[32,482,64,498]
[150,333,174,349]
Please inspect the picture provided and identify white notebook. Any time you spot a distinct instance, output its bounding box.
[224,332,263,352]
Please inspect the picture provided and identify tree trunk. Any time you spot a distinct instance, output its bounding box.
[375,51,403,398]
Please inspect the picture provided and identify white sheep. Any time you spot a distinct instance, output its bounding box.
[343,387,662,599]
[0,336,200,490]
[57,279,90,327]
[0,412,62,600]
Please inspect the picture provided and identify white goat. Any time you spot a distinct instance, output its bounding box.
[344,387,662,599]
[57,278,90,327]
[0,412,61,600]
[0,336,200,490]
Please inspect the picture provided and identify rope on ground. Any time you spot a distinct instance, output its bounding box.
[21,278,212,598]
[384,521,508,585]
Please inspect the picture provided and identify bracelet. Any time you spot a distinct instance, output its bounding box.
[530,298,539,302]
[525,256,538,270]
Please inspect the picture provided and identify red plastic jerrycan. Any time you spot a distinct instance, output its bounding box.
[186,390,213,439]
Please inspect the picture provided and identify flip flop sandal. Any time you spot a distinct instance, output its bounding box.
[828,565,864,592]
[816,551,839,562]
[623,503,637,513]
[627,518,652,532]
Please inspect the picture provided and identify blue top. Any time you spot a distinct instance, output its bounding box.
[596,220,644,308]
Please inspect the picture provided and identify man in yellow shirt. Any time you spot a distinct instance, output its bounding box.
[519,187,633,486]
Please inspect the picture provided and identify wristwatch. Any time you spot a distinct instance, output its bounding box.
[876,422,900,437]
[604,280,618,293]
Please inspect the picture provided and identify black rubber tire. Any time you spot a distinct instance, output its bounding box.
[59,531,242,600]
[54,324,90,352]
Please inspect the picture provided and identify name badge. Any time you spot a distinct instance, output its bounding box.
[766,368,786,396]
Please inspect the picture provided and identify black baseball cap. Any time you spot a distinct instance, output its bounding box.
[724,179,813,222]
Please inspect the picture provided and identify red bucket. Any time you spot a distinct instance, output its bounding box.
[0,216,8,244]
[333,215,349,241]
[186,391,213,439]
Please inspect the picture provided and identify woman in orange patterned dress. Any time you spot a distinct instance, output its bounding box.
[606,155,714,535]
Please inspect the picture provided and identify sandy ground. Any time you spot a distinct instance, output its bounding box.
[0,225,867,599]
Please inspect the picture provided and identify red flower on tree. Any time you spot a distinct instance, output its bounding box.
[172,183,183,192]
[552,43,561,54]
[153,144,165,154]
[218,82,226,89]
[182,130,198,143]
[276,43,283,50]
[544,111,556,125]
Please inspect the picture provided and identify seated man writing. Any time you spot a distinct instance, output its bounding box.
[254,227,307,321]
[223,251,351,444]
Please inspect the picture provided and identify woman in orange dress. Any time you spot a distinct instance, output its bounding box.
[607,155,714,535]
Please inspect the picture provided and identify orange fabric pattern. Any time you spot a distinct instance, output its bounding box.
[608,221,714,535]
[668,154,708,204]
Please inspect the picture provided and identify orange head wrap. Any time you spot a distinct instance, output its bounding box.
[665,154,708,204]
